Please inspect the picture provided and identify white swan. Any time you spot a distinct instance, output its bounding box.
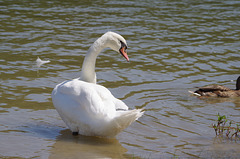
[52,31,144,137]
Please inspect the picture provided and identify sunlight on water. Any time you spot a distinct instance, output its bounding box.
[1,0,240,158]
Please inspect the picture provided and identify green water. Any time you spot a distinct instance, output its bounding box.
[1,0,240,158]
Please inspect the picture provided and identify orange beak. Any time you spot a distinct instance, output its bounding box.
[119,46,129,62]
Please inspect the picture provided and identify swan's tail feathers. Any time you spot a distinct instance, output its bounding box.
[188,90,201,96]
[112,109,144,136]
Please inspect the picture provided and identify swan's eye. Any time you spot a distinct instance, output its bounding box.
[119,40,122,45]
[120,41,127,50]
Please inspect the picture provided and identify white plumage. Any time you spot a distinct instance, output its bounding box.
[52,32,144,137]
[36,57,50,68]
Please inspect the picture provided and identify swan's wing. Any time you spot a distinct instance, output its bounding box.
[53,79,119,120]
[52,80,121,135]
[114,98,128,110]
[93,85,129,111]
[93,84,128,110]
[52,79,140,136]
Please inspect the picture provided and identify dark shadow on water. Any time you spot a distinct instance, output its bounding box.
[191,96,240,107]
[19,124,64,140]
[48,129,128,159]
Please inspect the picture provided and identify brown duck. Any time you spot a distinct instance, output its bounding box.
[189,76,240,97]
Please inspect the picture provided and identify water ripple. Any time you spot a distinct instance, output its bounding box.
[1,0,240,158]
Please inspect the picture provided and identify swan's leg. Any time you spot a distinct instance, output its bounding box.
[72,132,79,136]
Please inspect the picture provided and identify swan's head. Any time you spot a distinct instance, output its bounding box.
[103,31,129,61]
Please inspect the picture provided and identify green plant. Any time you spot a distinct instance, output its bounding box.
[212,113,240,140]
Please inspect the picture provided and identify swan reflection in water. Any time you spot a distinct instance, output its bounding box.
[49,129,127,159]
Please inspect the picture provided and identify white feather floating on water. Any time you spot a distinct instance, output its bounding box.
[36,57,50,68]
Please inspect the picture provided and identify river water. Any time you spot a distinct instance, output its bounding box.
[1,0,240,158]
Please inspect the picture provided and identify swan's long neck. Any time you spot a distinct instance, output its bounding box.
[80,36,106,83]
